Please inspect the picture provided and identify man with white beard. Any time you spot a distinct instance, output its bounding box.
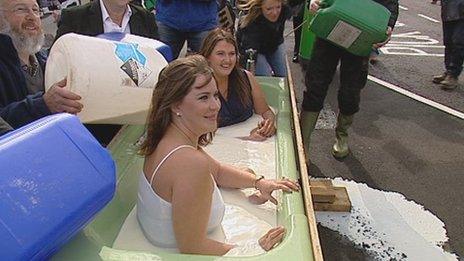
[0,0,82,129]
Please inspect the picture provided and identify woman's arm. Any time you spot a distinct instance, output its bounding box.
[245,71,276,137]
[202,148,300,204]
[171,152,234,255]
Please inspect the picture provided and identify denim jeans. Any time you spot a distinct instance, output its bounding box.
[255,43,287,77]
[156,21,212,59]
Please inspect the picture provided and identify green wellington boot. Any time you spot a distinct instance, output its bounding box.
[332,113,354,159]
[300,111,320,163]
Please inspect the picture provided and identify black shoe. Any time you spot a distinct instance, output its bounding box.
[440,75,459,90]
[433,72,448,84]
[292,55,299,63]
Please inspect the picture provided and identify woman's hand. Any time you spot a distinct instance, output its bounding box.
[257,118,276,137]
[241,127,268,141]
[255,177,300,205]
[259,226,286,251]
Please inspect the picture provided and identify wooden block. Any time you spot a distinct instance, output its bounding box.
[310,179,333,188]
[310,186,336,203]
[314,186,352,212]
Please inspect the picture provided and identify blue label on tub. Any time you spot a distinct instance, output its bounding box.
[115,43,146,65]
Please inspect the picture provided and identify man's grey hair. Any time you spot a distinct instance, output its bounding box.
[0,2,45,55]
[0,7,9,34]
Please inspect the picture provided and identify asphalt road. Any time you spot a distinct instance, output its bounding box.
[370,0,464,111]
[285,1,464,260]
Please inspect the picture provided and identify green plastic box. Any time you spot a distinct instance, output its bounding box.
[309,0,391,56]
[299,3,316,60]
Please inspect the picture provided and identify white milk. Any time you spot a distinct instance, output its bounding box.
[45,33,168,124]
[316,178,458,260]
[113,115,276,256]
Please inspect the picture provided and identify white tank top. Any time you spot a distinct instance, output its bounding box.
[137,145,225,248]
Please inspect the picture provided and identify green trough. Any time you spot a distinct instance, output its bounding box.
[52,77,316,261]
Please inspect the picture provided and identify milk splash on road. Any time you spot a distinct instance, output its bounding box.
[316,178,458,260]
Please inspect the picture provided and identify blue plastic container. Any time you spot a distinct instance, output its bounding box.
[0,113,116,260]
[97,32,174,62]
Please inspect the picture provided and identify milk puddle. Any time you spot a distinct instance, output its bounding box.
[316,178,458,260]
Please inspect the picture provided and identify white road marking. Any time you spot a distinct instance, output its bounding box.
[385,44,444,48]
[379,52,443,56]
[380,47,444,56]
[418,14,440,23]
[367,75,464,120]
[390,31,440,45]
[399,5,408,10]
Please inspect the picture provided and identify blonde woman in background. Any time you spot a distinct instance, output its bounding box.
[236,0,291,77]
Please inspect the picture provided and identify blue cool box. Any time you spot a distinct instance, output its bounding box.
[0,114,116,260]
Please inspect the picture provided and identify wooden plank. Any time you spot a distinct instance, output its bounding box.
[286,58,324,261]
[311,186,336,203]
[310,179,352,211]
[310,179,334,188]
[313,186,352,212]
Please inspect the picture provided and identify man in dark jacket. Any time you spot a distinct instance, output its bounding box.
[300,0,398,161]
[0,0,82,129]
[432,0,464,90]
[55,0,158,40]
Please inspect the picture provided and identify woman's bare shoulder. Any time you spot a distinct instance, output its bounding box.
[168,147,211,180]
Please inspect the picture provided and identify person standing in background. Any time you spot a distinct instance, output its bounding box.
[236,0,291,77]
[288,0,305,63]
[154,0,218,59]
[432,0,464,90]
[55,0,158,39]
[300,0,398,161]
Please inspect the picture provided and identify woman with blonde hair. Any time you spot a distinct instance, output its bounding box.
[199,28,275,140]
[236,0,291,77]
[137,55,299,255]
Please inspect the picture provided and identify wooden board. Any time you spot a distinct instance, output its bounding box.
[311,186,337,203]
[286,58,324,261]
[313,186,352,212]
[310,179,352,212]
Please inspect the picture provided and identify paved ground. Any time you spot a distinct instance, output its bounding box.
[284,2,464,259]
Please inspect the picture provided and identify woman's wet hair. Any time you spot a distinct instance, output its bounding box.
[139,55,215,156]
[199,28,252,107]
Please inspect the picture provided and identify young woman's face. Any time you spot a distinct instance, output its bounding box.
[176,74,221,134]
[207,40,237,78]
[261,0,282,22]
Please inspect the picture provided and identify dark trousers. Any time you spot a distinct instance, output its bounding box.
[443,19,464,78]
[292,5,304,55]
[302,38,369,115]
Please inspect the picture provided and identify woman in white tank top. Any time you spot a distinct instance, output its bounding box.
[137,55,300,255]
